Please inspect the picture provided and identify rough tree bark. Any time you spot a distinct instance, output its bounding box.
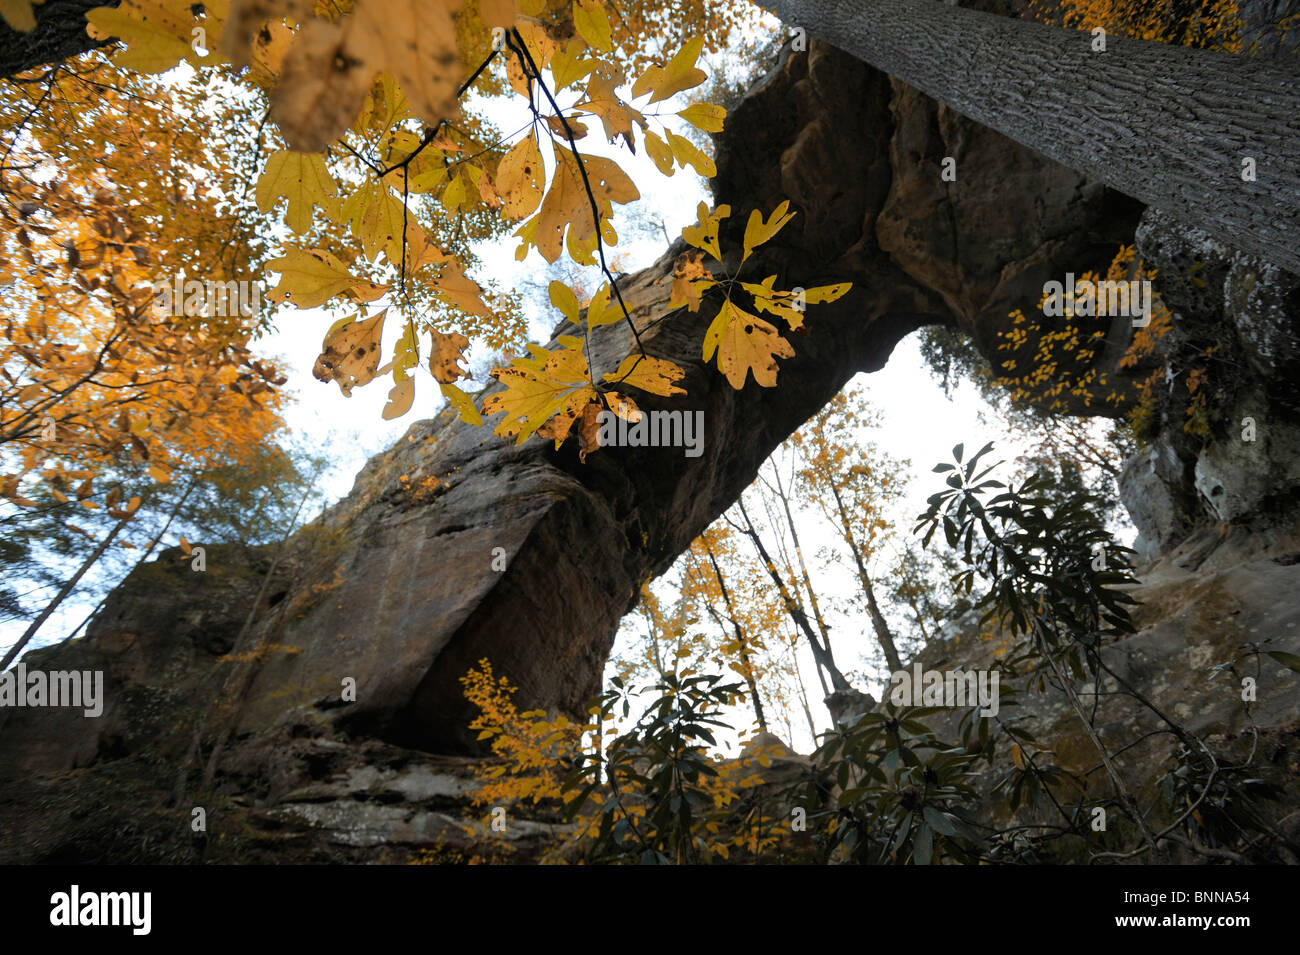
[764,0,1300,272]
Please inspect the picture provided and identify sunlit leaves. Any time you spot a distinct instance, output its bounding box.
[603,354,686,395]
[255,151,340,235]
[311,308,388,396]
[573,0,613,53]
[265,247,388,308]
[677,102,725,133]
[682,202,728,263]
[86,0,221,74]
[630,34,706,103]
[483,338,595,444]
[496,132,545,220]
[742,199,796,263]
[705,301,794,389]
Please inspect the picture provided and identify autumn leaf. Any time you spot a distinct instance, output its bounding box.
[86,0,216,74]
[603,354,687,396]
[678,102,725,133]
[255,151,339,234]
[270,0,459,153]
[682,202,729,263]
[549,280,581,325]
[441,381,482,426]
[429,330,471,383]
[742,199,796,262]
[631,35,706,104]
[670,249,713,311]
[572,0,612,52]
[482,338,594,443]
[578,70,645,148]
[430,257,492,317]
[704,300,793,389]
[312,308,388,396]
[1,0,42,31]
[665,129,714,178]
[266,247,388,308]
[496,133,544,220]
[643,130,675,176]
[221,0,311,67]
[549,38,596,92]
[382,377,415,419]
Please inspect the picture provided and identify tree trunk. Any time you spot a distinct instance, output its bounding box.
[765,0,1300,272]
[0,509,132,671]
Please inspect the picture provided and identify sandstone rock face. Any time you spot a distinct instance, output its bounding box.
[1122,207,1300,552]
[905,522,1300,861]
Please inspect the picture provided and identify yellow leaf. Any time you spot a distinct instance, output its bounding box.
[483,342,595,444]
[670,249,712,312]
[148,463,172,483]
[429,330,471,383]
[528,143,638,264]
[440,381,482,426]
[86,0,216,74]
[578,70,644,148]
[804,281,852,305]
[742,199,796,262]
[266,247,389,308]
[643,130,675,177]
[682,202,728,263]
[602,354,687,396]
[641,35,706,104]
[572,0,611,53]
[549,37,595,91]
[496,133,544,220]
[1,0,41,31]
[543,113,588,140]
[382,376,415,419]
[549,280,581,325]
[311,308,388,396]
[178,535,192,555]
[255,151,339,234]
[677,102,725,133]
[585,282,622,328]
[430,257,492,317]
[341,183,410,263]
[709,301,794,389]
[665,129,714,178]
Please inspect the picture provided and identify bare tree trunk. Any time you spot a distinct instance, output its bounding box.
[0,509,133,671]
[702,545,768,732]
[830,485,903,672]
[732,496,850,693]
[765,0,1300,272]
